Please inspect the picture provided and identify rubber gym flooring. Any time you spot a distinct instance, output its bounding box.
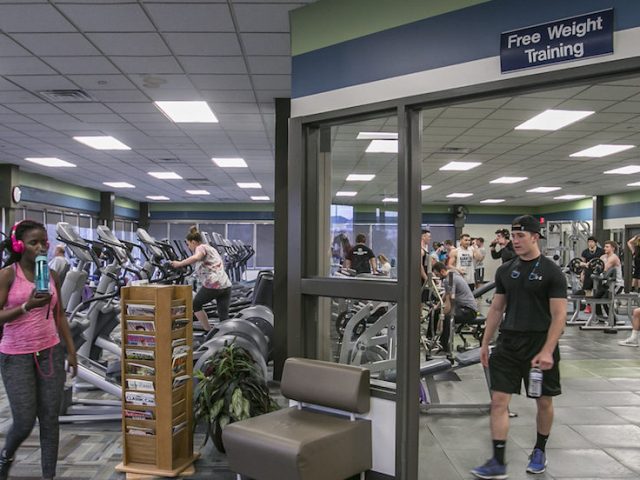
[1,319,639,479]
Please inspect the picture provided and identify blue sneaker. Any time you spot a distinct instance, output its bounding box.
[526,448,547,474]
[470,457,508,479]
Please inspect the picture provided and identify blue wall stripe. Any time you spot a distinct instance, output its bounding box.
[542,208,592,222]
[292,0,640,98]
[150,210,274,221]
[466,213,526,224]
[115,206,139,220]
[20,185,100,213]
[604,201,640,219]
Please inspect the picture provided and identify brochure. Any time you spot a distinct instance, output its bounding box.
[126,379,155,392]
[171,338,186,348]
[172,374,190,388]
[127,349,155,361]
[127,426,155,436]
[172,421,187,434]
[124,409,154,420]
[172,318,189,329]
[125,391,155,407]
[126,334,156,347]
[171,353,188,375]
[126,303,155,317]
[171,305,186,317]
[127,362,155,376]
[126,320,155,332]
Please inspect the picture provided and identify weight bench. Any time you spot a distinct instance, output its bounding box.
[223,358,372,480]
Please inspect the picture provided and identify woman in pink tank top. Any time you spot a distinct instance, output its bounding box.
[0,220,77,480]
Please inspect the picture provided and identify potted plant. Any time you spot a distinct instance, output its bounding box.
[193,341,279,453]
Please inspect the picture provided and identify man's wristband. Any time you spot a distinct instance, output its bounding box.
[20,302,29,314]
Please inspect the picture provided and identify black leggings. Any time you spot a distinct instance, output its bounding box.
[0,343,65,478]
[193,287,232,321]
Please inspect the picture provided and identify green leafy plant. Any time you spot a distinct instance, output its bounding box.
[193,341,279,453]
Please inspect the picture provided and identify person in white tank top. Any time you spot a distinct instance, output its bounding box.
[448,233,482,290]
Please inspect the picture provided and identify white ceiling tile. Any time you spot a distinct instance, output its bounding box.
[179,56,247,74]
[200,90,256,102]
[43,56,119,75]
[56,103,113,114]
[119,113,170,124]
[57,4,155,32]
[127,74,195,91]
[211,103,260,114]
[142,89,202,101]
[87,33,171,56]
[11,33,101,56]
[163,33,241,55]
[241,33,290,55]
[146,3,234,32]
[5,103,62,114]
[5,75,78,91]
[73,113,126,124]
[190,74,252,90]
[0,4,75,32]
[0,34,31,55]
[254,89,289,103]
[246,56,290,74]
[68,74,138,90]
[233,4,299,32]
[0,57,56,75]
[575,85,640,101]
[111,56,183,74]
[105,103,159,114]
[251,74,290,90]
[86,89,150,102]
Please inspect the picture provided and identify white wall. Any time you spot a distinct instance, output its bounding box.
[604,217,640,230]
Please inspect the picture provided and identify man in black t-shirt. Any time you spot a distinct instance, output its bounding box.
[580,236,604,297]
[472,215,567,480]
[344,233,376,275]
[490,228,516,263]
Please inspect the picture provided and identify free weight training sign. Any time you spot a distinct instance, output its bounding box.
[500,9,613,73]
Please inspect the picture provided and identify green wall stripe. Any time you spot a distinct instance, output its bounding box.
[149,203,274,212]
[604,190,640,206]
[290,0,490,56]
[19,171,99,202]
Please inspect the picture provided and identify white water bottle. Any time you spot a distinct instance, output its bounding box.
[528,367,543,398]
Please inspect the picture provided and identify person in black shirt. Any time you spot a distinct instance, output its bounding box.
[489,228,516,263]
[344,233,376,274]
[472,215,567,480]
[627,234,640,293]
[580,236,604,299]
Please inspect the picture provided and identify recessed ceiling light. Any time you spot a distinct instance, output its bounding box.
[382,197,398,203]
[604,165,640,175]
[346,174,375,181]
[421,185,432,191]
[237,182,262,189]
[357,132,398,140]
[154,101,218,123]
[74,136,131,150]
[446,193,473,198]
[103,182,135,188]
[570,144,635,158]
[212,157,247,168]
[440,161,481,171]
[146,195,170,201]
[186,189,210,195]
[336,191,357,197]
[25,157,76,167]
[515,109,594,131]
[554,194,586,200]
[627,182,640,187]
[251,196,270,201]
[148,171,182,179]
[527,187,561,193]
[481,199,505,204]
[490,176,528,184]
[366,140,398,153]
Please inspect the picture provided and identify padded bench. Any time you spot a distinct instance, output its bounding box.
[223,357,372,480]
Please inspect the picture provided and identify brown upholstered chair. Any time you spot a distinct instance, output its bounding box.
[223,357,372,480]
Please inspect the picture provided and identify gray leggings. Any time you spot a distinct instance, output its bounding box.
[0,343,65,478]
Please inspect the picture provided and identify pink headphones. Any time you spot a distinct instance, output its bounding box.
[10,220,49,254]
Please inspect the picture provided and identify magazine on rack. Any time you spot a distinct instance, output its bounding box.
[126,334,156,347]
[126,378,155,392]
[171,338,186,348]
[172,353,188,375]
[172,421,187,434]
[171,305,186,317]
[127,426,155,436]
[126,303,155,317]
[125,391,156,406]
[124,409,154,420]
[127,349,155,361]
[127,362,155,376]
[172,374,190,388]
[126,320,155,332]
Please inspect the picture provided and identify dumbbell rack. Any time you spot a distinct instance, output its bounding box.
[115,285,198,477]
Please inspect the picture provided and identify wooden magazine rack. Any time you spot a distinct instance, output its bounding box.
[116,285,198,477]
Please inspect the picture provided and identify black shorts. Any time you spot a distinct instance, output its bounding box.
[475,267,485,284]
[489,331,561,397]
[633,263,640,279]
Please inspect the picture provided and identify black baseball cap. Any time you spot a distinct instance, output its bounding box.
[511,215,545,239]
[421,228,430,234]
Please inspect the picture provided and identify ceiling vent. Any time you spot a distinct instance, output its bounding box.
[37,89,94,102]
[186,178,211,186]
[156,157,183,164]
[564,180,582,185]
[435,147,471,154]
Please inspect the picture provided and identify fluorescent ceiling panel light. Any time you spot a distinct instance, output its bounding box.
[627,182,640,186]
[212,157,247,168]
[148,171,182,179]
[527,187,561,193]
[570,144,635,158]
[446,193,473,198]
[346,174,375,181]
[604,165,640,175]
[440,161,481,171]
[25,157,75,167]
[481,199,505,204]
[237,182,262,189]
[421,185,432,191]
[366,140,398,153]
[336,191,357,197]
[154,101,218,123]
[490,176,528,184]
[103,182,134,188]
[74,136,130,150]
[251,196,270,201]
[357,132,398,140]
[186,189,210,195]
[146,195,170,201]
[554,194,586,200]
[515,109,594,131]
[382,197,398,203]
